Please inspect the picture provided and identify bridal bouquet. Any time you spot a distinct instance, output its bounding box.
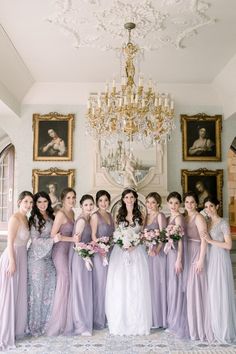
[162,224,184,254]
[141,229,160,256]
[113,225,141,250]
[91,236,111,266]
[73,242,95,271]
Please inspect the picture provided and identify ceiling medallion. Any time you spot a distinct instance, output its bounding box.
[47,0,216,50]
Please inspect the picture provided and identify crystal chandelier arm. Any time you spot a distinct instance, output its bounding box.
[86,22,175,147]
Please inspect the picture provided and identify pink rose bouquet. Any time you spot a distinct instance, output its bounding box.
[163,224,184,254]
[141,229,160,256]
[73,242,95,271]
[91,236,111,266]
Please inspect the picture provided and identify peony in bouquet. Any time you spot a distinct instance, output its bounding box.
[162,224,184,254]
[91,236,111,266]
[113,225,141,250]
[73,242,95,271]
[141,228,160,256]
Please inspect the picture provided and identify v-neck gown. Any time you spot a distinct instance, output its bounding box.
[47,217,74,336]
[185,214,213,342]
[144,213,167,328]
[92,211,114,330]
[0,224,29,350]
[27,217,56,336]
[66,216,93,334]
[166,215,189,338]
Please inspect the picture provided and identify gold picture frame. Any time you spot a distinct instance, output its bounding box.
[32,168,75,207]
[181,168,223,216]
[181,113,222,161]
[33,112,74,161]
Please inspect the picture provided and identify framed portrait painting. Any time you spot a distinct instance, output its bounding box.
[181,113,222,161]
[32,168,75,210]
[33,112,74,161]
[181,168,223,216]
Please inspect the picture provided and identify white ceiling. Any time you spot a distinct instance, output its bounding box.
[0,0,236,87]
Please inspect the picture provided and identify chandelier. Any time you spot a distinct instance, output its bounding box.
[86,23,175,148]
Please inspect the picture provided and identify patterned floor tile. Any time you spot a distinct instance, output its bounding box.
[1,329,236,354]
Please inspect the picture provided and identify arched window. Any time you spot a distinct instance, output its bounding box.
[0,144,14,231]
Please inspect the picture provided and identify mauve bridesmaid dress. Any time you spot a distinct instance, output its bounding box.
[46,216,74,336]
[185,214,213,342]
[144,213,167,328]
[166,215,189,338]
[92,211,114,329]
[66,216,93,334]
[0,224,29,350]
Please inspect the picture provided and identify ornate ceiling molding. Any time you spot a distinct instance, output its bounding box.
[47,0,216,50]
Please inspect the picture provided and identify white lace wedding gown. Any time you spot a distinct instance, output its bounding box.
[105,224,152,336]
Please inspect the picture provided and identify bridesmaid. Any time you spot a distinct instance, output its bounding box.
[90,190,114,330]
[166,192,188,338]
[66,194,94,336]
[144,192,167,328]
[0,191,33,350]
[47,187,78,336]
[203,196,236,343]
[184,191,213,342]
[27,191,60,336]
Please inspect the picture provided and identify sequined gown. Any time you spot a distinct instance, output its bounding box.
[27,217,56,336]
[0,223,29,350]
[166,215,189,338]
[92,211,114,329]
[185,214,213,342]
[66,216,93,334]
[207,219,236,343]
[46,216,74,336]
[144,213,167,328]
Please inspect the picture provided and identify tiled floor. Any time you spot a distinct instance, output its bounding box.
[2,329,236,354]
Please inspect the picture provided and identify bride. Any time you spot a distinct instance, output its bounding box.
[105,187,152,335]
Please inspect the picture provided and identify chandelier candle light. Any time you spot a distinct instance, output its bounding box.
[86,23,175,148]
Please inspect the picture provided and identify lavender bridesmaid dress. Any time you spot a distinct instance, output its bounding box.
[144,213,167,328]
[66,216,93,334]
[166,215,189,338]
[46,216,74,336]
[207,219,236,343]
[185,214,213,342]
[92,211,114,329]
[0,224,29,350]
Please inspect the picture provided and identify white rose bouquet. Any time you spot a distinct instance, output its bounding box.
[113,225,141,250]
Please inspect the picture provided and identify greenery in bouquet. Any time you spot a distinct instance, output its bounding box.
[141,228,160,255]
[73,242,95,270]
[113,225,141,250]
[162,224,184,254]
[91,236,111,266]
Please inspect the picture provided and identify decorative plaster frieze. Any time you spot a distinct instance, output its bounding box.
[47,0,216,50]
